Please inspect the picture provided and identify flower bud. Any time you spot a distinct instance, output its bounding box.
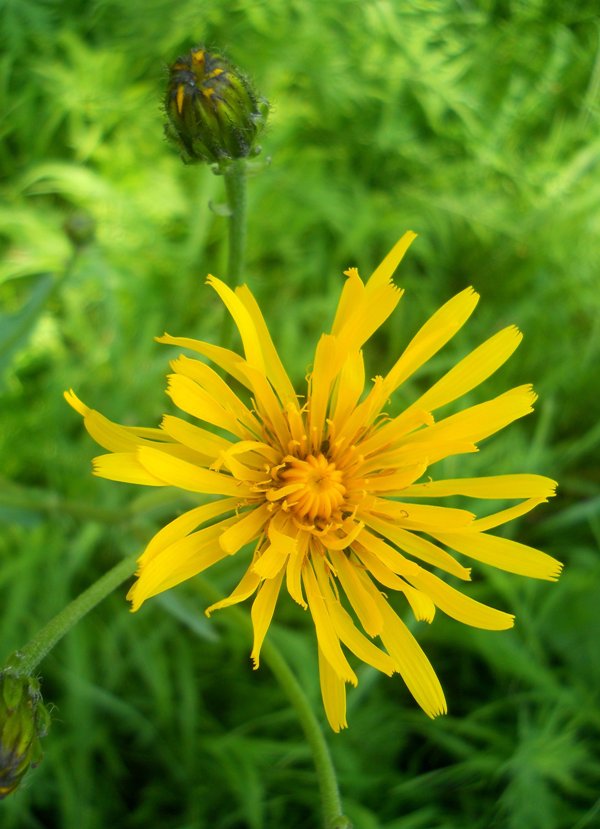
[63,210,96,249]
[0,671,50,799]
[165,46,268,165]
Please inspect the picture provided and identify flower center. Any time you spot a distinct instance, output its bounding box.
[279,453,346,521]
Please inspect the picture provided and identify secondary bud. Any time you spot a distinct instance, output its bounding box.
[0,671,50,799]
[165,46,268,165]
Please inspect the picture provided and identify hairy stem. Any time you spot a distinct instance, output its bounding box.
[193,578,351,829]
[9,554,138,677]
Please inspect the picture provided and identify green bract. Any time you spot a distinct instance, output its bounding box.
[0,671,50,799]
[165,46,268,165]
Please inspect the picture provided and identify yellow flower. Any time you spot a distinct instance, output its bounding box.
[65,232,561,731]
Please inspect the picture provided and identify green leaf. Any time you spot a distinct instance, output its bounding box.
[0,273,54,377]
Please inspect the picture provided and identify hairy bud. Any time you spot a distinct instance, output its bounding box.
[0,671,50,798]
[165,46,268,165]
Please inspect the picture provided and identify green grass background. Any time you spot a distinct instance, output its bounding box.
[1,0,600,826]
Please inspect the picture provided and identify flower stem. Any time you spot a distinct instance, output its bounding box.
[219,158,247,347]
[261,638,352,829]
[8,553,138,677]
[192,578,351,829]
[222,158,247,286]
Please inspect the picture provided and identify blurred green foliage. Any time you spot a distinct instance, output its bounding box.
[1,0,599,827]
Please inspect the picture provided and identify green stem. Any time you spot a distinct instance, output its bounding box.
[9,553,138,677]
[261,638,351,829]
[193,579,351,829]
[222,158,247,286]
[219,158,247,347]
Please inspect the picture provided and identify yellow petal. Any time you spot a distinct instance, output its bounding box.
[383,286,480,392]
[236,363,292,450]
[366,231,417,289]
[76,407,146,453]
[205,564,262,616]
[405,385,537,446]
[358,525,471,580]
[172,355,261,434]
[355,408,435,459]
[218,503,271,554]
[93,452,165,486]
[137,446,249,496]
[352,543,436,623]
[250,567,285,668]
[330,350,365,426]
[128,521,232,611]
[409,325,523,415]
[252,543,290,579]
[363,463,427,493]
[156,333,252,389]
[218,439,281,468]
[207,276,267,374]
[161,415,231,459]
[66,391,186,458]
[166,374,250,438]
[330,235,414,357]
[303,562,357,684]
[313,554,396,673]
[332,267,366,335]
[235,284,298,407]
[472,497,550,532]
[404,568,514,630]
[64,388,88,416]
[140,497,239,566]
[401,474,557,500]
[335,281,403,358]
[318,646,348,732]
[359,573,447,718]
[307,335,341,449]
[330,549,384,637]
[367,499,475,531]
[286,535,309,609]
[432,529,563,581]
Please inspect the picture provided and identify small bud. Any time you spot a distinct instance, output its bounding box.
[165,46,268,165]
[63,210,96,249]
[0,671,50,799]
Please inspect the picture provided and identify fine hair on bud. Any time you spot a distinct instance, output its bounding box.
[164,45,269,166]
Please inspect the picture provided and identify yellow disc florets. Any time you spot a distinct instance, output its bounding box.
[278,453,346,521]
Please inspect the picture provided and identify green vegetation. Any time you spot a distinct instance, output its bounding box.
[1,1,599,826]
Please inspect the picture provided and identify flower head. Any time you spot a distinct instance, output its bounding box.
[165,45,268,165]
[66,233,561,731]
[0,671,50,798]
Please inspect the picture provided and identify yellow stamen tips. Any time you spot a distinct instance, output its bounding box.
[66,235,561,730]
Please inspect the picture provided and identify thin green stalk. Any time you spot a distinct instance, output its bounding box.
[193,578,351,829]
[222,158,247,286]
[219,158,247,347]
[9,553,138,677]
[261,638,351,829]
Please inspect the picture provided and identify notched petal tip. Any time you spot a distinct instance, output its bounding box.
[64,388,88,416]
[430,701,448,718]
[126,584,143,613]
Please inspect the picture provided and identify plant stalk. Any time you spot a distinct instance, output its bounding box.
[193,578,351,829]
[222,158,247,286]
[9,553,138,677]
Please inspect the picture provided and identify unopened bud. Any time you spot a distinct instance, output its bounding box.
[0,671,50,799]
[63,210,96,249]
[165,46,268,165]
